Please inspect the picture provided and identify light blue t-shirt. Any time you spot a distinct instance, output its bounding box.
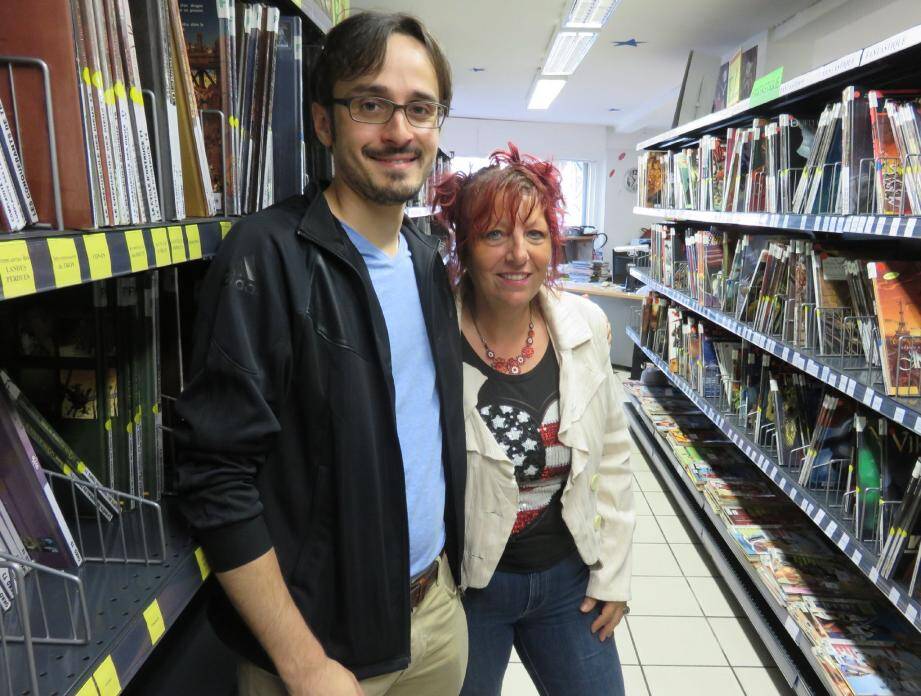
[342,222,446,577]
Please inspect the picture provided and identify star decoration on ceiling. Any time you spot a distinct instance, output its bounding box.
[612,39,647,47]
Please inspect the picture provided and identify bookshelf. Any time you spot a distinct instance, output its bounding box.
[627,325,921,632]
[0,0,335,693]
[630,19,921,695]
[624,395,826,696]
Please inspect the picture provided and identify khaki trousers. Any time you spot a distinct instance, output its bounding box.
[238,555,468,696]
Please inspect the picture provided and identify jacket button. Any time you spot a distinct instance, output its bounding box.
[590,474,600,491]
[593,514,603,530]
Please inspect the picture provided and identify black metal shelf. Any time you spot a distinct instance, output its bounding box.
[637,24,921,151]
[626,326,921,633]
[633,206,921,240]
[8,505,208,696]
[0,218,230,303]
[276,0,333,33]
[629,267,921,438]
[624,397,825,696]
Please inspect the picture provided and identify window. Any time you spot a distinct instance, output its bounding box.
[449,155,594,229]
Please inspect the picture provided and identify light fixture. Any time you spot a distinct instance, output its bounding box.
[528,78,566,110]
[564,0,622,29]
[542,31,597,76]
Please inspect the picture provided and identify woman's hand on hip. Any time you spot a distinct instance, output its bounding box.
[580,597,627,642]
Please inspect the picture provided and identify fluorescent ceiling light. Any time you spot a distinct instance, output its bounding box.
[542,31,597,76]
[565,0,622,29]
[528,78,566,110]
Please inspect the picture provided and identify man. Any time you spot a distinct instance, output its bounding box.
[175,12,466,696]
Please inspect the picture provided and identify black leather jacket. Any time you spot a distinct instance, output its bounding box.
[175,185,465,679]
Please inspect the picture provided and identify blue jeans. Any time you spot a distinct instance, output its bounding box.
[460,552,625,696]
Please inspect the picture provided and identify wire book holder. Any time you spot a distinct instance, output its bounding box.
[0,55,64,233]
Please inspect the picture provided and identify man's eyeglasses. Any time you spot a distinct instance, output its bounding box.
[332,96,448,129]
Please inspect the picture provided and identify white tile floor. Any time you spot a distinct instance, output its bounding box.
[498,373,794,696]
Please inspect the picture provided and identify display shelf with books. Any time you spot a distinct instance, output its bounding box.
[624,396,824,696]
[625,325,921,634]
[624,384,921,695]
[637,24,921,151]
[4,507,209,696]
[629,266,921,438]
[633,206,921,239]
[0,218,230,303]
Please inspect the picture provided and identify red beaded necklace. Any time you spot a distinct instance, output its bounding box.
[474,306,535,375]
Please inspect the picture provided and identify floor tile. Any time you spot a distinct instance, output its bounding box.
[655,514,701,545]
[633,491,654,516]
[708,618,774,667]
[628,616,727,666]
[615,622,638,665]
[629,576,702,616]
[634,515,667,543]
[501,663,538,695]
[686,577,743,617]
[622,665,649,696]
[632,543,683,577]
[631,452,653,474]
[732,667,794,696]
[643,491,680,516]
[634,470,664,493]
[670,543,717,577]
[643,666,743,696]
[510,646,521,663]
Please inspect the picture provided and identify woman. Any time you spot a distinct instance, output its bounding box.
[432,145,635,696]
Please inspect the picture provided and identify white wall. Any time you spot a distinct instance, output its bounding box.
[440,116,608,233]
[733,0,921,84]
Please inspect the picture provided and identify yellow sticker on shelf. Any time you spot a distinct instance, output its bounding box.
[194,546,211,581]
[220,221,232,239]
[0,240,36,298]
[150,227,171,267]
[92,655,122,696]
[84,233,113,280]
[185,224,202,259]
[167,225,187,263]
[47,237,82,288]
[75,678,100,696]
[143,599,166,645]
[124,229,149,273]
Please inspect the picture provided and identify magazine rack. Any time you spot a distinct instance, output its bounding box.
[1,472,166,695]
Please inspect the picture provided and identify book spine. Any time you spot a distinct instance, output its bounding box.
[158,0,186,219]
[0,142,25,232]
[116,0,162,222]
[0,99,37,223]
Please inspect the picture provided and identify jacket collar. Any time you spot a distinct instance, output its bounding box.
[295,182,438,259]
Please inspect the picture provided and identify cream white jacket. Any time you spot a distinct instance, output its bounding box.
[461,287,635,601]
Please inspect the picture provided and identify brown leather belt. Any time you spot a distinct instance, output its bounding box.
[409,556,440,609]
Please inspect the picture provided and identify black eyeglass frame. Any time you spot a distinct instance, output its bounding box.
[331,96,449,129]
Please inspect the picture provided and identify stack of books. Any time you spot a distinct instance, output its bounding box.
[561,260,611,284]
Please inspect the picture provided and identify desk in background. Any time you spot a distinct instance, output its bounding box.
[561,281,646,367]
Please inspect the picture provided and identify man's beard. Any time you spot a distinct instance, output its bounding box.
[333,143,433,206]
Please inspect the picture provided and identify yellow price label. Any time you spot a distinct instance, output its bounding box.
[92,655,122,696]
[47,237,82,288]
[167,225,187,263]
[0,240,36,298]
[143,599,166,645]
[150,227,171,267]
[75,678,100,696]
[185,224,202,260]
[124,229,149,273]
[220,221,232,239]
[194,546,211,581]
[84,233,113,280]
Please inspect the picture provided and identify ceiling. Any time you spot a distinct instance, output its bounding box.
[349,0,820,131]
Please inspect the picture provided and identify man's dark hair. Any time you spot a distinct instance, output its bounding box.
[313,11,452,111]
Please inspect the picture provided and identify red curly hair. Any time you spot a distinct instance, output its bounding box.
[432,143,566,292]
